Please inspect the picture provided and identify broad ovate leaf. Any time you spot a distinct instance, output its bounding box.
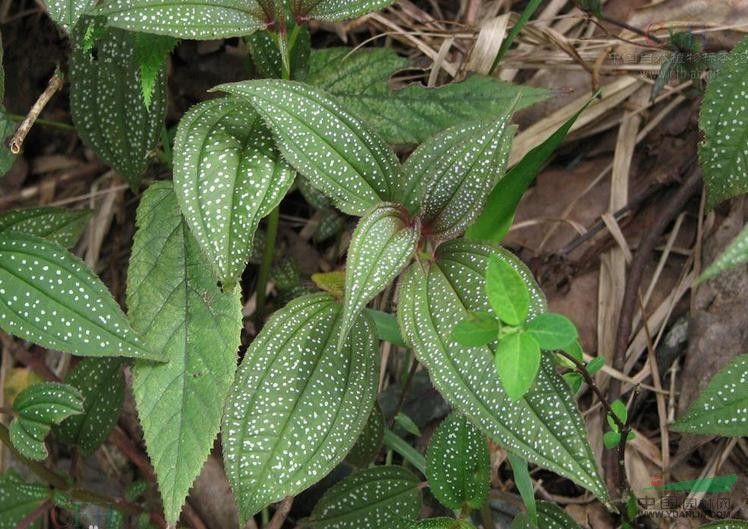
[526,313,578,351]
[451,311,498,348]
[346,402,384,467]
[0,473,50,529]
[127,182,242,525]
[173,97,294,287]
[700,223,748,282]
[222,293,378,521]
[0,231,156,360]
[485,254,530,326]
[46,0,95,32]
[340,203,418,347]
[292,0,394,21]
[426,413,489,510]
[0,207,91,248]
[397,240,609,504]
[494,332,541,401]
[671,354,748,436]
[307,466,421,529]
[216,79,401,216]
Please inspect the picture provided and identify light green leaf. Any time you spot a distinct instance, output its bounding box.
[173,97,294,287]
[97,0,268,39]
[215,79,401,216]
[485,254,530,326]
[526,313,578,351]
[127,182,242,525]
[451,311,499,347]
[56,357,125,455]
[222,293,378,521]
[9,382,84,460]
[411,519,474,529]
[701,224,748,282]
[394,413,421,437]
[0,207,91,248]
[610,399,627,425]
[340,203,418,347]
[134,33,177,108]
[426,413,489,510]
[494,332,541,401]
[307,466,421,529]
[292,0,394,21]
[671,354,748,436]
[511,501,582,529]
[508,454,536,527]
[699,37,748,207]
[602,431,620,449]
[586,356,604,374]
[397,240,609,504]
[346,402,384,467]
[0,473,50,529]
[46,0,96,32]
[0,231,156,360]
[366,308,407,347]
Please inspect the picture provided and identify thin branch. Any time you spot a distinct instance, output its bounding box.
[15,500,52,529]
[9,68,65,154]
[266,496,294,529]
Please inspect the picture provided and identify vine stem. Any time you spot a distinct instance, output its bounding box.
[255,205,280,326]
[9,68,65,154]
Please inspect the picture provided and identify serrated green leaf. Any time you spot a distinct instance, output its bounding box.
[248,26,311,80]
[307,466,421,529]
[126,182,242,525]
[698,522,748,529]
[426,413,489,510]
[70,19,166,187]
[56,357,125,455]
[222,293,378,521]
[173,97,294,287]
[0,473,50,529]
[511,501,582,529]
[411,519,474,529]
[292,0,394,21]
[134,33,177,108]
[46,0,96,32]
[397,240,609,504]
[0,207,91,248]
[701,224,748,282]
[215,79,401,216]
[0,231,156,360]
[451,311,498,347]
[494,332,541,401]
[602,431,620,449]
[699,37,748,207]
[526,313,578,351]
[346,402,384,467]
[508,454,536,527]
[485,254,530,326]
[9,382,84,460]
[671,354,748,436]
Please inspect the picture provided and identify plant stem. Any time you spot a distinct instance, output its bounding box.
[255,205,279,326]
[266,496,293,529]
[9,68,65,154]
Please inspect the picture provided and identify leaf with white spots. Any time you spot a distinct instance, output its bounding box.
[215,79,401,216]
[699,37,748,207]
[9,382,84,460]
[402,116,514,238]
[0,232,157,360]
[412,519,475,529]
[0,472,50,529]
[56,357,125,455]
[397,240,609,504]
[70,19,166,187]
[222,293,378,522]
[426,413,489,510]
[346,402,384,468]
[700,223,748,282]
[671,354,748,436]
[127,182,242,526]
[511,501,582,529]
[340,203,418,347]
[307,466,422,529]
[46,0,96,32]
[0,207,91,249]
[698,522,748,529]
[173,97,294,288]
[292,0,394,21]
[96,0,269,39]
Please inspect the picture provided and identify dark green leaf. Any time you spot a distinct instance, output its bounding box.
[0,207,91,248]
[700,224,748,282]
[511,501,582,529]
[394,412,421,437]
[563,372,583,394]
[494,332,541,401]
[526,313,578,351]
[247,26,311,80]
[365,308,406,347]
[507,454,536,526]
[292,0,394,21]
[346,402,384,467]
[485,254,530,326]
[382,429,427,475]
[0,472,50,529]
[46,0,95,32]
[412,519,474,529]
[451,311,498,347]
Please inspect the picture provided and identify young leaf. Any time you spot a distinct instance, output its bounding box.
[173,97,294,287]
[340,203,418,348]
[0,473,50,529]
[0,207,91,249]
[56,357,125,455]
[507,454,537,527]
[485,254,530,326]
[215,79,401,216]
[700,224,748,282]
[451,311,498,348]
[134,33,177,108]
[413,519,475,529]
[9,382,84,460]
[602,431,621,449]
[394,412,421,436]
[307,466,421,529]
[526,313,578,351]
[397,240,609,504]
[426,413,490,510]
[671,354,748,436]
[291,0,395,21]
[222,294,378,522]
[46,0,96,32]
[586,356,605,374]
[494,332,541,401]
[366,308,407,347]
[699,37,748,207]
[0,231,156,360]
[127,182,242,526]
[610,399,628,426]
[346,402,384,467]
[511,501,582,529]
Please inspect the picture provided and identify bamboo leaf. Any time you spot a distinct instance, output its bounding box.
[0,207,91,249]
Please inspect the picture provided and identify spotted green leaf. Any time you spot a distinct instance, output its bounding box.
[96,0,268,39]
[451,311,498,348]
[346,401,384,467]
[486,254,530,326]
[9,382,84,460]
[222,293,378,522]
[70,19,166,187]
[248,26,311,81]
[46,0,95,32]
[126,182,242,525]
[216,79,401,216]
[411,519,474,529]
[0,473,50,529]
[511,501,582,529]
[173,97,294,287]
[292,0,394,21]
[698,522,748,529]
[494,332,541,401]
[508,454,536,527]
[0,231,156,360]
[397,240,609,504]
[701,224,748,282]
[699,37,748,207]
[340,203,418,347]
[56,357,125,455]
[0,207,91,249]
[526,313,578,351]
[671,354,748,436]
[426,413,489,510]
[307,466,422,529]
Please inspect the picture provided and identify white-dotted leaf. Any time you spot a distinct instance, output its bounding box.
[0,473,50,529]
[222,293,378,522]
[96,0,268,39]
[340,203,418,347]
[0,232,156,360]
[511,501,581,529]
[126,182,242,526]
[426,413,489,510]
[346,402,384,468]
[697,522,748,529]
[699,37,748,207]
[173,97,294,287]
[46,0,96,32]
[397,240,609,504]
[700,223,748,282]
[70,19,166,187]
[292,0,394,21]
[215,79,401,216]
[671,354,748,436]
[307,466,422,529]
[412,519,474,529]
[0,207,91,249]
